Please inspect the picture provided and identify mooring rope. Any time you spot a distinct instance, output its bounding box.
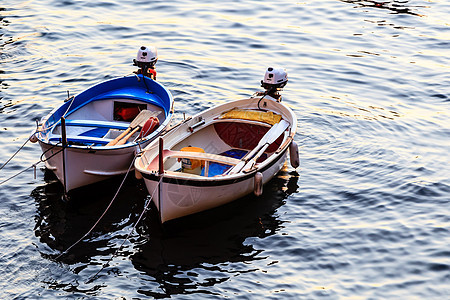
[86,173,164,284]
[0,142,65,186]
[38,94,76,134]
[0,133,33,171]
[0,162,40,186]
[1,94,75,174]
[52,155,137,262]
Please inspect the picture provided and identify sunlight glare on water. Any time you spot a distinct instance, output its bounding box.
[1,0,449,299]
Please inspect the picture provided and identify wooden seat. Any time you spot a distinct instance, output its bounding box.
[146,149,241,172]
[212,117,271,128]
[64,119,129,130]
[49,135,113,145]
[165,150,241,165]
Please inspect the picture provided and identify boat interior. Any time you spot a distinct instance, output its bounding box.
[47,99,166,146]
[157,117,286,177]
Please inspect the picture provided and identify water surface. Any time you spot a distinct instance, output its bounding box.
[1,0,449,298]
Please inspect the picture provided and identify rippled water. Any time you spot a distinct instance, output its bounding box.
[1,0,449,298]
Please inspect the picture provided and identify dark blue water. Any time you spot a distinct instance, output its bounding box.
[1,0,449,298]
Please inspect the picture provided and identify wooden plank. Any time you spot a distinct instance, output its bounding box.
[165,150,241,166]
[64,119,129,130]
[145,149,240,171]
[49,135,113,145]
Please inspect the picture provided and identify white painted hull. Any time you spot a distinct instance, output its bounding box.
[142,151,287,223]
[35,75,174,193]
[39,141,144,192]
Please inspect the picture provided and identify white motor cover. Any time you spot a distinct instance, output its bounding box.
[136,46,157,64]
[263,67,288,86]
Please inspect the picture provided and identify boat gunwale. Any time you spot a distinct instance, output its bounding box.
[140,146,288,187]
[136,95,297,184]
[36,75,174,151]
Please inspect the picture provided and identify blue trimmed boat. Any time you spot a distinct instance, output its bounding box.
[32,74,174,193]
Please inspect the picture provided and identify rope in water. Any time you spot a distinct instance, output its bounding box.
[16,152,148,293]
[52,155,137,262]
[0,133,33,171]
[0,142,66,186]
[86,172,163,284]
[14,153,141,298]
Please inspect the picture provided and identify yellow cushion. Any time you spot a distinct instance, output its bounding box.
[219,109,282,125]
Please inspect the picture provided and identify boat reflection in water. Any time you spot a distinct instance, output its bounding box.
[31,166,298,297]
[130,166,299,298]
[32,169,148,265]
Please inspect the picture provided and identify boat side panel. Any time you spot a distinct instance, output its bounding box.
[38,75,174,137]
[142,150,287,223]
[145,153,286,222]
[171,124,231,154]
[67,75,173,117]
[39,141,145,191]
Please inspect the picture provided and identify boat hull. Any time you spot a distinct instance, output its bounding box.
[142,149,287,223]
[135,94,297,223]
[39,141,145,192]
[35,75,174,193]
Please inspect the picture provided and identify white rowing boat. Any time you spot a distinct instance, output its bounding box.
[32,74,174,193]
[135,68,299,223]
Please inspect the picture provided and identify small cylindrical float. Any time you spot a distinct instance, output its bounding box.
[254,172,263,196]
[139,116,160,139]
[29,130,38,143]
[135,169,143,180]
[289,140,299,168]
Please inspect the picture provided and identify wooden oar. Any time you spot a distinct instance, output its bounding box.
[241,119,289,172]
[116,112,161,146]
[106,110,159,146]
[227,119,289,175]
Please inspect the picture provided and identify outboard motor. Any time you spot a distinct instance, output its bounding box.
[133,46,158,79]
[261,67,288,101]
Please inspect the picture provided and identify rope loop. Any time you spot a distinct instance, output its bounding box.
[86,171,163,283]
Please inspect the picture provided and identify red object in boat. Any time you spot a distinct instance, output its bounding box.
[136,68,157,80]
[116,107,141,121]
[139,117,160,138]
